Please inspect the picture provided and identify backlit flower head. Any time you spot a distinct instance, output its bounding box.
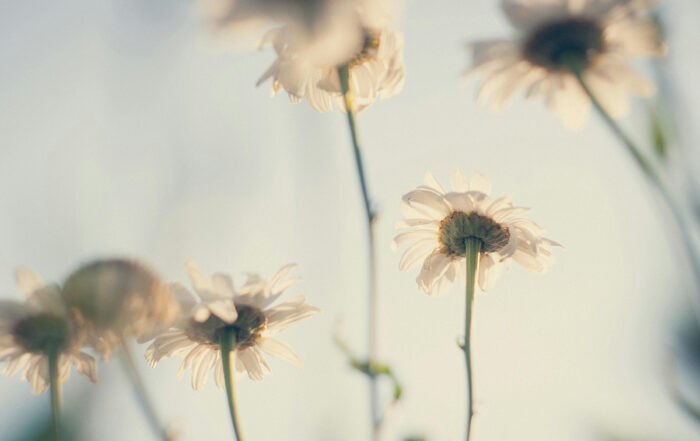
[465,0,666,129]
[61,259,179,358]
[145,262,319,389]
[256,1,405,113]
[204,0,328,32]
[393,169,560,296]
[0,268,97,394]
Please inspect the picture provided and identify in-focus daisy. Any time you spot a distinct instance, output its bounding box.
[145,262,318,389]
[393,169,560,296]
[465,0,666,129]
[0,268,97,394]
[256,1,405,113]
[61,259,178,358]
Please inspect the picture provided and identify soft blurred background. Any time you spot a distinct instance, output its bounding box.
[1,0,700,440]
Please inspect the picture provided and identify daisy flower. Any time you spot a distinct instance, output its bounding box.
[0,268,97,394]
[145,262,319,389]
[256,1,405,113]
[203,0,326,31]
[393,169,560,296]
[465,0,666,129]
[61,259,179,358]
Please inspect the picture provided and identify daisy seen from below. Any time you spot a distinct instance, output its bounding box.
[61,258,177,441]
[394,169,559,296]
[393,169,560,441]
[256,0,405,113]
[61,259,178,358]
[145,262,319,440]
[465,0,666,129]
[0,268,97,438]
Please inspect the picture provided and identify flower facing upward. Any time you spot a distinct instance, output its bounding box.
[0,268,97,394]
[61,259,179,358]
[393,169,560,296]
[145,262,319,389]
[256,1,405,113]
[465,0,666,129]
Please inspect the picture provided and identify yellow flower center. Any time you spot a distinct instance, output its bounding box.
[438,211,510,256]
[349,31,381,67]
[523,18,604,71]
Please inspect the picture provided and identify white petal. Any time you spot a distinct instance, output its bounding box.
[15,268,44,297]
[257,338,303,367]
[450,168,470,192]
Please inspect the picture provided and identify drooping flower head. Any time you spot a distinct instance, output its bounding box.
[0,268,97,394]
[61,259,179,358]
[465,0,666,129]
[256,0,405,113]
[394,169,560,296]
[145,262,319,389]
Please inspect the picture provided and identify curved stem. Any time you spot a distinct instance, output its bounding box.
[463,238,482,441]
[119,337,170,441]
[338,64,380,439]
[220,330,244,441]
[569,64,700,314]
[48,349,62,441]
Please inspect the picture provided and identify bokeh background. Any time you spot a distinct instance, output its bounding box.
[1,0,700,440]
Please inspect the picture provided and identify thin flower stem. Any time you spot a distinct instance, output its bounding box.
[119,337,170,441]
[569,64,700,311]
[463,237,481,441]
[48,349,62,441]
[337,64,380,438]
[220,330,245,441]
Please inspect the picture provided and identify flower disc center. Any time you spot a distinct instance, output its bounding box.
[12,313,69,353]
[439,211,510,256]
[187,305,267,349]
[349,30,380,67]
[524,18,604,70]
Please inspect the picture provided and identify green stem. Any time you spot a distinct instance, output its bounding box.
[569,64,700,312]
[119,337,170,441]
[338,64,380,438]
[48,349,62,441]
[220,330,244,441]
[463,237,482,441]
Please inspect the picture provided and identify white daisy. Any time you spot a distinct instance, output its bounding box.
[145,262,319,389]
[393,169,560,296]
[203,0,328,31]
[256,1,405,113]
[465,0,666,129]
[61,259,179,359]
[0,268,97,394]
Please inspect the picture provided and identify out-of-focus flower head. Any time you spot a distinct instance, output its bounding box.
[145,262,319,389]
[61,259,178,359]
[255,0,405,113]
[394,169,561,296]
[0,268,97,394]
[464,0,666,129]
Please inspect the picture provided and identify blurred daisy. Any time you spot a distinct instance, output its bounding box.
[61,259,178,358]
[256,1,405,113]
[465,0,666,129]
[203,0,326,31]
[0,268,97,394]
[145,262,319,389]
[393,169,560,296]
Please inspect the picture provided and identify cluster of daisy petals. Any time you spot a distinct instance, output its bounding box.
[394,169,560,296]
[0,259,317,394]
[207,0,406,113]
